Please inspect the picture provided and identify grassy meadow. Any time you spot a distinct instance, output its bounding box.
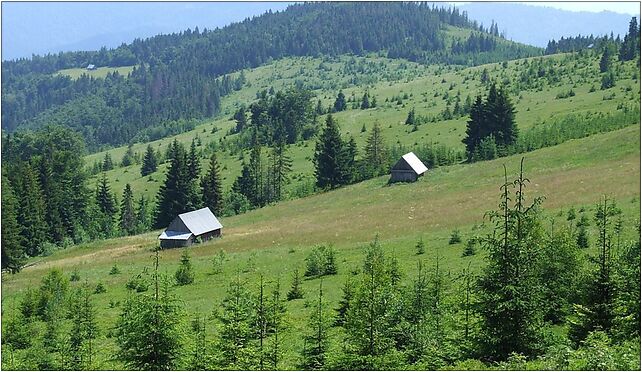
[2,123,639,369]
[55,65,135,80]
[83,52,640,203]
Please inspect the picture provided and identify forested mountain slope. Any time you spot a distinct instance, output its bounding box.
[1,2,539,150]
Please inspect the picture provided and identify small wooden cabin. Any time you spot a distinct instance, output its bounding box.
[158,207,222,249]
[389,152,428,183]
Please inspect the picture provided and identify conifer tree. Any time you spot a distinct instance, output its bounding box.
[402,261,431,364]
[267,279,285,369]
[599,47,612,73]
[175,250,195,285]
[115,252,184,370]
[16,164,48,256]
[301,281,331,370]
[216,272,256,369]
[68,283,99,370]
[155,140,197,228]
[364,122,389,177]
[186,314,209,370]
[248,142,265,207]
[187,140,201,181]
[405,107,416,125]
[1,176,26,273]
[121,144,135,167]
[136,195,151,233]
[619,17,640,61]
[476,159,545,360]
[102,153,114,171]
[462,95,485,161]
[268,141,292,203]
[287,269,304,300]
[201,152,224,216]
[569,197,621,344]
[141,145,158,176]
[340,136,357,185]
[95,173,117,237]
[360,92,370,109]
[119,184,136,236]
[314,114,346,189]
[333,91,347,112]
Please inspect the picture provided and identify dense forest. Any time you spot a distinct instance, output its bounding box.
[1,2,539,150]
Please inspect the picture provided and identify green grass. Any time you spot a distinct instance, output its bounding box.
[2,125,639,369]
[55,65,135,80]
[84,52,640,205]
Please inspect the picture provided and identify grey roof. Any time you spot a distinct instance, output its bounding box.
[158,231,193,240]
[177,207,222,236]
[393,152,428,175]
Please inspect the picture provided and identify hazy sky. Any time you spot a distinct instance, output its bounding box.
[451,2,640,15]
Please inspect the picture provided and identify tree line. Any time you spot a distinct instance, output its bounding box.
[3,164,639,370]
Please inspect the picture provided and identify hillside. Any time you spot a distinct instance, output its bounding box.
[83,51,640,203]
[2,125,639,369]
[1,2,539,148]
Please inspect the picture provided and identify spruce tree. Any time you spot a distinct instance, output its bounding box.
[476,160,545,360]
[599,47,612,73]
[68,284,99,370]
[340,137,357,185]
[102,153,114,171]
[175,250,195,286]
[268,141,292,203]
[569,197,621,344]
[119,184,136,236]
[1,176,26,273]
[333,91,347,112]
[301,281,331,370]
[201,152,224,216]
[155,141,196,228]
[360,92,370,109]
[186,314,209,370]
[115,253,184,370]
[16,164,48,256]
[287,269,304,300]
[462,95,485,161]
[491,86,518,149]
[364,122,388,177]
[334,277,354,326]
[314,114,346,189]
[141,145,158,177]
[136,195,151,233]
[216,272,256,369]
[95,173,117,237]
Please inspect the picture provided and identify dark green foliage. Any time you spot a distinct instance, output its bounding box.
[136,195,152,234]
[538,227,582,323]
[619,17,640,61]
[201,152,224,216]
[599,47,612,73]
[155,140,200,228]
[612,225,641,340]
[1,176,26,273]
[15,164,48,257]
[102,153,114,171]
[569,197,621,344]
[363,122,389,178]
[333,91,347,112]
[3,125,89,246]
[334,277,354,327]
[405,107,416,125]
[266,141,293,203]
[119,184,136,236]
[116,253,184,370]
[301,281,332,370]
[141,145,158,177]
[126,271,151,293]
[476,160,545,360]
[449,229,462,245]
[95,173,118,237]
[462,238,477,257]
[415,238,425,255]
[233,106,248,133]
[121,145,135,167]
[313,114,354,189]
[339,236,404,369]
[94,283,107,294]
[287,269,304,301]
[68,284,99,370]
[462,84,517,161]
[186,314,210,370]
[304,245,338,277]
[37,269,69,321]
[360,92,370,109]
[70,268,81,282]
[577,215,591,249]
[175,250,195,286]
[601,71,616,90]
[215,273,256,369]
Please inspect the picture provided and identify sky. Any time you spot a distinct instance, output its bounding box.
[2,1,640,60]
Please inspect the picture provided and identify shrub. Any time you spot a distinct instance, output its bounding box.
[175,250,195,286]
[287,269,304,300]
[95,282,107,294]
[449,229,462,245]
[462,238,477,257]
[304,245,338,277]
[70,268,81,282]
[415,238,426,255]
[126,271,150,292]
[211,249,226,274]
[109,264,121,275]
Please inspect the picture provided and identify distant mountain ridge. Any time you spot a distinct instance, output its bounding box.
[459,3,639,47]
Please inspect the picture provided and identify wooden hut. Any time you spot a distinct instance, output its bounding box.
[389,152,428,183]
[158,207,222,249]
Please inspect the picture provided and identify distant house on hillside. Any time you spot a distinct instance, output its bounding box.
[158,207,223,249]
[389,152,428,183]
[86,64,96,70]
